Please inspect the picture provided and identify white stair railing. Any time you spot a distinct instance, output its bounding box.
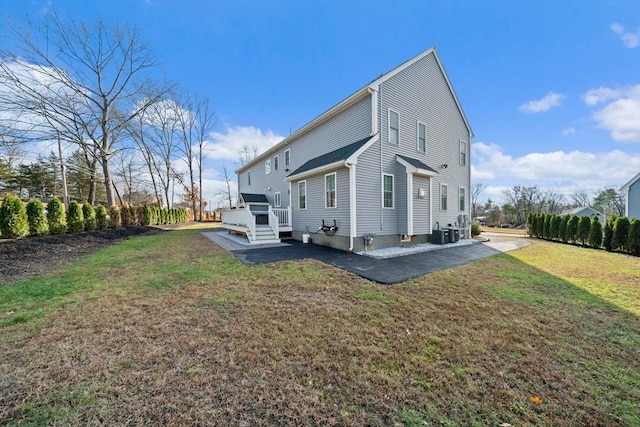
[268,206,279,237]
[272,208,290,226]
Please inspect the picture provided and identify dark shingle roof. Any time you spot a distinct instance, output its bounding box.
[241,193,269,203]
[396,154,438,173]
[287,136,373,177]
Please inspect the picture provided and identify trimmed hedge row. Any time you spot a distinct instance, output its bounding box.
[0,194,190,239]
[527,212,639,256]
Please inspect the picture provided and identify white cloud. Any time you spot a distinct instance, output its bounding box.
[206,125,284,162]
[611,22,640,48]
[518,92,565,113]
[562,127,575,136]
[471,142,640,191]
[583,84,640,142]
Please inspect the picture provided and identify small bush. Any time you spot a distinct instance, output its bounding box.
[109,205,121,228]
[471,221,481,237]
[577,215,591,246]
[66,200,85,233]
[559,215,569,243]
[613,216,630,252]
[120,203,131,226]
[629,218,640,256]
[550,215,561,241]
[588,216,602,249]
[26,199,48,236]
[566,215,579,243]
[0,194,29,239]
[129,204,139,225]
[137,205,146,226]
[603,216,615,252]
[96,205,108,230]
[83,203,97,231]
[47,197,67,235]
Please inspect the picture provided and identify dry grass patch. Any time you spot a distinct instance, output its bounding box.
[1,230,638,426]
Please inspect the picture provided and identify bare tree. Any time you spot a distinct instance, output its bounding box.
[238,144,259,166]
[176,92,215,221]
[0,15,171,206]
[503,185,542,225]
[471,182,486,219]
[219,163,234,209]
[570,190,591,208]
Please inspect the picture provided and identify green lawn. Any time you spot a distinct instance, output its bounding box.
[1,228,639,426]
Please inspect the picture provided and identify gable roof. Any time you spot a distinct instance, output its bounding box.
[396,154,439,176]
[240,193,269,204]
[620,171,640,192]
[561,206,604,216]
[285,136,376,181]
[237,46,472,174]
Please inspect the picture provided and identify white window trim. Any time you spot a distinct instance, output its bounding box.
[274,155,279,170]
[388,108,399,145]
[265,159,271,174]
[441,183,448,211]
[459,140,466,166]
[382,173,394,209]
[325,172,337,209]
[274,191,281,208]
[458,186,465,212]
[417,121,427,154]
[284,149,290,166]
[298,180,307,210]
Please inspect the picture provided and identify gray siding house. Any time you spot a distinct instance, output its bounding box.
[561,206,606,225]
[223,47,473,251]
[621,172,640,220]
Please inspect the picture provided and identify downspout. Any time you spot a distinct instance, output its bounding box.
[378,82,384,231]
[347,162,357,251]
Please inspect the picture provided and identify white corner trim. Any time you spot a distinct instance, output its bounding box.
[348,164,357,251]
[429,178,433,231]
[407,173,413,236]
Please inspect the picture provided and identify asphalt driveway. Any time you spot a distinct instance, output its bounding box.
[203,231,530,284]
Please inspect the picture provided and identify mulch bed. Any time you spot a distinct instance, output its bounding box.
[0,226,164,286]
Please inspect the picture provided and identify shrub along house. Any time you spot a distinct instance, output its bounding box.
[222,46,473,252]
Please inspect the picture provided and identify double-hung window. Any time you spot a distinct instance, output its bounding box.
[460,140,466,166]
[298,181,306,210]
[441,184,448,211]
[284,149,290,166]
[459,187,465,211]
[389,109,399,144]
[265,159,271,174]
[417,122,426,153]
[383,174,394,208]
[274,192,281,208]
[325,173,336,208]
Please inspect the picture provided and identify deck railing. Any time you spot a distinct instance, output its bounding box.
[268,206,279,237]
[272,207,291,226]
[221,208,255,240]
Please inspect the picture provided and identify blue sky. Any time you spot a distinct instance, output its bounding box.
[2,0,639,206]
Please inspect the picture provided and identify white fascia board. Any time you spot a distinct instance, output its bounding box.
[396,156,439,177]
[284,160,345,182]
[345,134,379,165]
[237,88,370,174]
[620,171,640,192]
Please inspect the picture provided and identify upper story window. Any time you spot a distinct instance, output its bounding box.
[441,184,448,211]
[248,171,251,186]
[417,121,426,153]
[325,172,337,208]
[383,174,394,208]
[298,181,307,210]
[284,149,290,166]
[459,187,465,212]
[265,159,272,174]
[274,155,279,171]
[274,192,281,208]
[460,140,466,166]
[388,109,399,144]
